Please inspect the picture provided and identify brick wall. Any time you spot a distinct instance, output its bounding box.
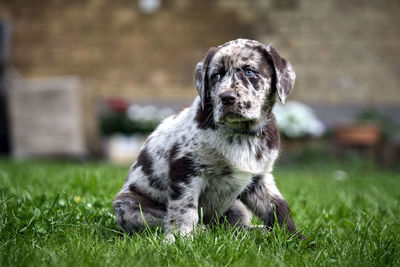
[1,0,399,152]
[260,0,400,106]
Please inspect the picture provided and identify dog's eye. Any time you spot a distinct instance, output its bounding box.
[213,73,222,81]
[245,68,255,77]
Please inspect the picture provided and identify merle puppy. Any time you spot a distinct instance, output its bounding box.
[113,38,301,239]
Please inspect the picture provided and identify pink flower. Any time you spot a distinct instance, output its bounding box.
[108,98,128,113]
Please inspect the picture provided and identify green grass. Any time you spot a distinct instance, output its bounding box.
[0,157,399,266]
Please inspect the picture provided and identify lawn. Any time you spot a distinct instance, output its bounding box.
[0,157,399,266]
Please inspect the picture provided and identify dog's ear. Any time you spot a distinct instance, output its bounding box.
[265,44,295,104]
[195,61,205,110]
[195,47,217,110]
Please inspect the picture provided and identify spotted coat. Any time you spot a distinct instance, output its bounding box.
[113,38,302,239]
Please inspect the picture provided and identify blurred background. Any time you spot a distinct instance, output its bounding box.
[0,0,399,167]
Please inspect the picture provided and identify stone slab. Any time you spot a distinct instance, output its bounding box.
[9,76,86,158]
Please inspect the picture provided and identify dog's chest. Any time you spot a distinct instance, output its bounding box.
[198,166,252,221]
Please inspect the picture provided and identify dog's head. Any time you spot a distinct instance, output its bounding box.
[195,39,295,133]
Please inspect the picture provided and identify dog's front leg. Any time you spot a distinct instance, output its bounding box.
[164,176,202,241]
[240,173,299,234]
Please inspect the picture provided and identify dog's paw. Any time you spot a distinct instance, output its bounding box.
[296,231,307,241]
[164,233,176,243]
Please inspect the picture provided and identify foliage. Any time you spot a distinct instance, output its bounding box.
[100,99,174,136]
[100,111,160,136]
[0,158,399,266]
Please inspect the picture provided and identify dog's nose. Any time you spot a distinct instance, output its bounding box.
[220,91,237,106]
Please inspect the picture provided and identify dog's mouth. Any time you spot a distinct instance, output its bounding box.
[218,112,257,130]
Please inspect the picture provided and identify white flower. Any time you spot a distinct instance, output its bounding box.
[127,104,142,121]
[127,104,175,123]
[273,101,325,138]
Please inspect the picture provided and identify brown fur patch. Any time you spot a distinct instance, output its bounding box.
[194,100,216,130]
[272,198,296,232]
[169,152,200,200]
[256,115,280,160]
[117,186,167,213]
[136,148,167,191]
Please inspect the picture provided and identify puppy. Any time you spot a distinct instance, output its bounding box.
[113,38,302,239]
